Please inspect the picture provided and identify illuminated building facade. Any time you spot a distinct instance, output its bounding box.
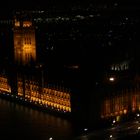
[0,74,71,113]
[0,14,72,116]
[13,19,36,65]
[0,9,140,126]
[101,87,140,122]
[0,75,11,93]
[98,56,140,123]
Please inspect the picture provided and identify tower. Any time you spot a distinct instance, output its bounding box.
[13,18,36,65]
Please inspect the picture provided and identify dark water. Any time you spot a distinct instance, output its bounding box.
[0,98,77,140]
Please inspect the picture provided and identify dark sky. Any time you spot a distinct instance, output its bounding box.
[0,0,75,8]
[0,0,140,14]
[1,0,139,9]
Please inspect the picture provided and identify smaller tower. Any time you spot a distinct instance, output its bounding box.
[13,18,36,65]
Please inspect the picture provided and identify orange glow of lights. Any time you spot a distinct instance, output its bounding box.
[132,107,136,111]
[0,75,71,113]
[119,110,123,114]
[123,109,127,114]
[23,21,32,27]
[115,112,118,115]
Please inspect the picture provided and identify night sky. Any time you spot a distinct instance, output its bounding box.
[0,0,139,10]
[0,0,139,20]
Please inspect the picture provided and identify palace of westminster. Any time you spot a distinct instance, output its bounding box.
[0,14,71,113]
[0,9,140,126]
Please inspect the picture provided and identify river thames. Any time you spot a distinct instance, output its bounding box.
[0,98,79,140]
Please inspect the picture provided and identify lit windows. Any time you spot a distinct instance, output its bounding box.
[111,61,129,71]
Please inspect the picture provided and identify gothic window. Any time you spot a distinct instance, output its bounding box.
[24,36,31,44]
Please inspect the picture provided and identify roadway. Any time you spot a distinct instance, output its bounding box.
[74,116,140,140]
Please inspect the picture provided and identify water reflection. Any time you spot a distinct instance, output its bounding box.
[0,98,75,140]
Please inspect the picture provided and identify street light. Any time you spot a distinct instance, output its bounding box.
[110,135,113,138]
[109,77,115,82]
[84,128,88,132]
[137,113,140,117]
[113,119,116,124]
